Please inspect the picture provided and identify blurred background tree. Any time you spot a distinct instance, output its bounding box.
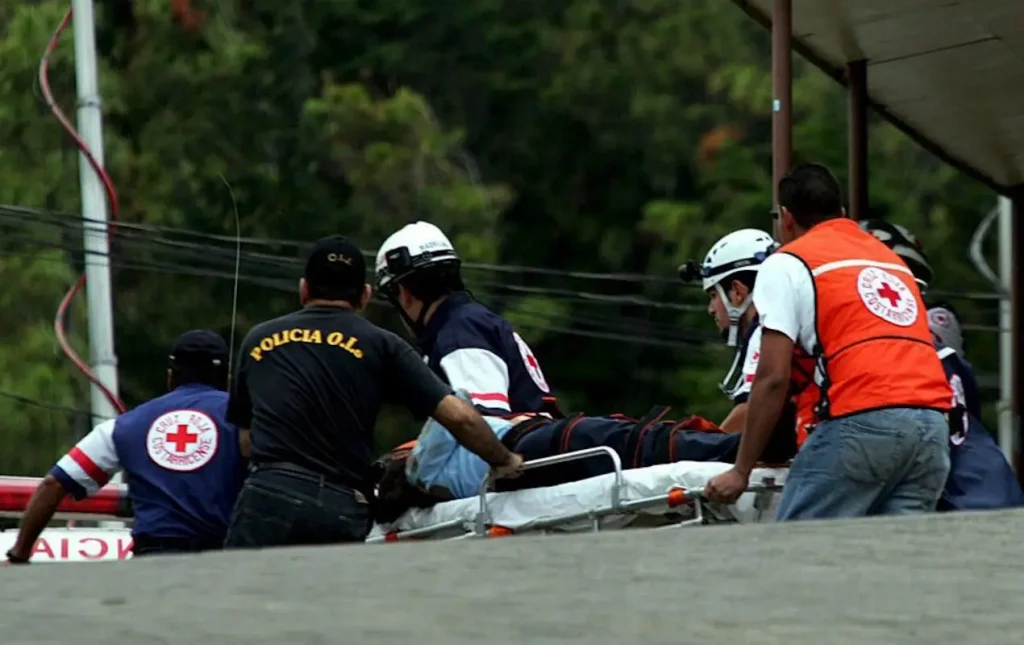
[0,0,998,474]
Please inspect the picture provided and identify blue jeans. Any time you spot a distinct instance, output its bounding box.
[775,408,951,521]
[223,467,371,549]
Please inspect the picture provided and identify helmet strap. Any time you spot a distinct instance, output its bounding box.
[386,291,440,340]
[716,283,753,347]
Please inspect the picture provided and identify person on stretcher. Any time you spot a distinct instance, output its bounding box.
[680,229,779,432]
[373,390,797,517]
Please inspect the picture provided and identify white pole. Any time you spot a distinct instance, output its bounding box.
[997,195,1015,465]
[71,0,121,477]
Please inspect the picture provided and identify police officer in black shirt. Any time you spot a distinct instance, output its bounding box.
[223,235,522,548]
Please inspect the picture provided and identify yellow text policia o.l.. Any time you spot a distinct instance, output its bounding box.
[249,329,363,361]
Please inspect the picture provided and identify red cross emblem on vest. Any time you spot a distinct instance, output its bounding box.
[166,424,200,453]
[876,282,902,307]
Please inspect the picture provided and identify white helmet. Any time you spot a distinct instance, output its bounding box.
[700,229,777,346]
[701,229,777,292]
[374,221,461,294]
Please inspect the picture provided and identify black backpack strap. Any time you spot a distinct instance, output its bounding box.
[623,405,672,468]
[555,413,587,454]
[542,396,565,419]
[648,418,689,465]
[500,415,552,451]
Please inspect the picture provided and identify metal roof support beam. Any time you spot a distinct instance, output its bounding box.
[1011,189,1023,481]
[847,59,868,221]
[770,0,792,239]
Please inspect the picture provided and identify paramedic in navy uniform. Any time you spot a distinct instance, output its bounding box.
[5,330,246,563]
[223,235,522,549]
[375,221,561,416]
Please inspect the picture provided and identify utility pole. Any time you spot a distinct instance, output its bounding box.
[71,0,122,483]
[997,196,1016,465]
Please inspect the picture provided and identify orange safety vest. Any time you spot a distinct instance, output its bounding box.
[779,218,952,424]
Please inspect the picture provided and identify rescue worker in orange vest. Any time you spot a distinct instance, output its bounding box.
[705,163,953,520]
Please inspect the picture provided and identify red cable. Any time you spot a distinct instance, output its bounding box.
[39,9,126,414]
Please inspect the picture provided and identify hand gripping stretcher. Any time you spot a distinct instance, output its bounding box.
[367,447,788,543]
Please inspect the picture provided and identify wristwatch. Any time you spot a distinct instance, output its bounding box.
[5,549,29,564]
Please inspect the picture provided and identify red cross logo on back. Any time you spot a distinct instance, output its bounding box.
[856,267,918,328]
[513,332,550,393]
[146,410,219,472]
[877,282,901,307]
[166,424,199,453]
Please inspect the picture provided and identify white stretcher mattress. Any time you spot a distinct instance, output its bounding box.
[369,461,789,539]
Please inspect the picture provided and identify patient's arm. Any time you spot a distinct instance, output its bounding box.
[433,394,518,471]
[720,403,748,433]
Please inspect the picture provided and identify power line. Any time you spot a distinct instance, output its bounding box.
[0,390,93,416]
[6,240,722,350]
[0,208,724,348]
[0,205,686,285]
[0,203,1004,303]
[0,203,1004,352]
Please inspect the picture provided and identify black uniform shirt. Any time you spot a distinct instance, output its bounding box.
[227,305,452,490]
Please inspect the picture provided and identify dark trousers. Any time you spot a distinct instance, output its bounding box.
[223,465,371,549]
[132,534,224,557]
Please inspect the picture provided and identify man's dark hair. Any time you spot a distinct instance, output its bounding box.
[171,361,228,390]
[778,163,844,229]
[399,262,465,302]
[168,329,229,391]
[306,282,363,306]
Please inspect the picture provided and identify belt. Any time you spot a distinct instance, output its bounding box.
[251,461,369,503]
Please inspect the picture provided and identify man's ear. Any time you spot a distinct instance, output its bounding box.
[299,277,309,305]
[729,279,750,306]
[358,283,373,311]
[780,207,797,239]
[166,368,174,392]
[397,283,413,309]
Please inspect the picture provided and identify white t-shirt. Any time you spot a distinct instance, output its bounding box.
[751,252,819,356]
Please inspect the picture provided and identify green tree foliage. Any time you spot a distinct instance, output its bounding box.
[0,0,999,474]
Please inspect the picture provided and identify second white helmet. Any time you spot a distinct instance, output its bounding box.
[375,221,461,293]
[699,228,777,347]
[700,229,778,292]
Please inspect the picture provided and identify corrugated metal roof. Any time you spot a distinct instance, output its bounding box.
[733,0,1024,192]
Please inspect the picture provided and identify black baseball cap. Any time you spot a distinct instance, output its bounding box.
[169,329,229,368]
[303,235,367,298]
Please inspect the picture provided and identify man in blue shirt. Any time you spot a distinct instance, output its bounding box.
[5,330,247,562]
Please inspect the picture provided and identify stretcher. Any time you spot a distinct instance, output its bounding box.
[0,450,788,561]
[368,447,788,542]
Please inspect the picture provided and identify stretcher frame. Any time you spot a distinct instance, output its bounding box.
[368,447,784,543]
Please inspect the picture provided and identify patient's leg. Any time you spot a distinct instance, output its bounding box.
[495,417,632,492]
[647,407,797,466]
